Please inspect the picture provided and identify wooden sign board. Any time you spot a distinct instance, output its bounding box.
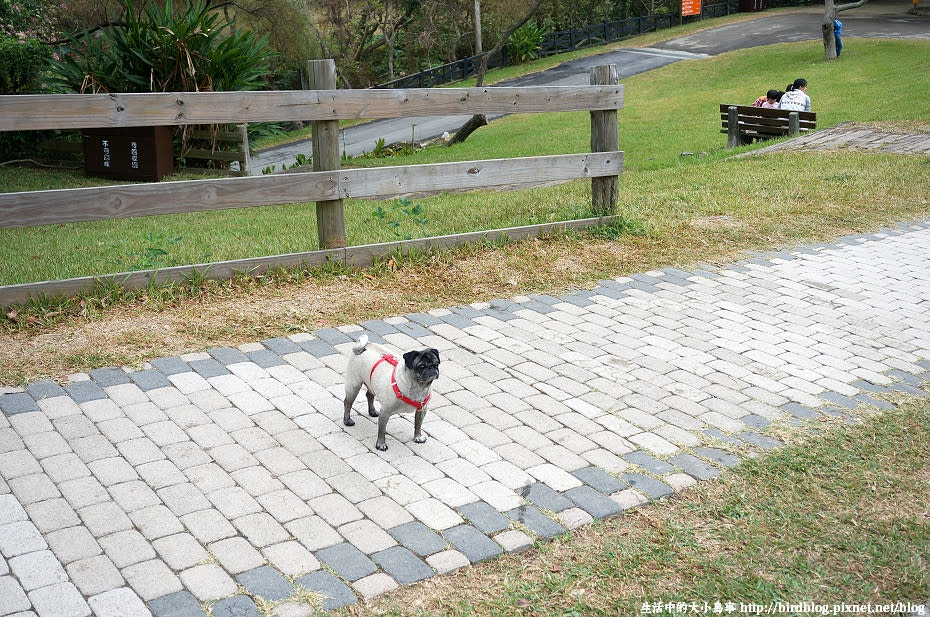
[682,0,702,16]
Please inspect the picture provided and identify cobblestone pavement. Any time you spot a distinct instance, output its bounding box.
[2,221,929,617]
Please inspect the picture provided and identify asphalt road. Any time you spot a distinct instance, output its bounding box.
[249,0,928,174]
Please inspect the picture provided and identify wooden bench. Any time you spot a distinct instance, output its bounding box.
[720,104,816,148]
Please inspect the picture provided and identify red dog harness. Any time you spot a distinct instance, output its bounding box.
[370,354,431,411]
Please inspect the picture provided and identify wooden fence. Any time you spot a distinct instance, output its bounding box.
[0,61,624,307]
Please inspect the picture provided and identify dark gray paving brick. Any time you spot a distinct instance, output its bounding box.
[668,454,719,481]
[917,360,930,371]
[405,313,443,327]
[150,356,190,376]
[854,393,895,410]
[246,349,285,369]
[489,299,523,313]
[188,358,229,378]
[299,338,337,358]
[626,280,660,294]
[211,595,260,617]
[504,506,566,539]
[662,267,697,281]
[622,451,675,475]
[389,522,447,557]
[888,368,923,386]
[702,428,743,447]
[450,305,486,320]
[314,328,353,345]
[592,286,629,300]
[557,294,593,308]
[89,367,132,387]
[129,369,172,391]
[316,542,377,581]
[394,321,432,339]
[236,565,294,602]
[484,308,518,322]
[820,391,860,410]
[149,591,207,617]
[695,447,741,468]
[740,414,770,429]
[295,571,356,611]
[619,473,674,499]
[26,380,66,400]
[457,502,510,534]
[782,402,820,420]
[372,546,434,585]
[443,525,503,563]
[520,483,573,513]
[518,301,557,315]
[738,432,783,450]
[63,380,107,403]
[0,392,39,415]
[436,313,474,330]
[360,320,400,336]
[563,486,622,519]
[889,383,927,396]
[528,294,560,305]
[572,466,626,494]
[209,346,250,365]
[262,337,302,355]
[849,380,890,394]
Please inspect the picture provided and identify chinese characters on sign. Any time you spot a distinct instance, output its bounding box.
[682,0,702,17]
[82,127,173,181]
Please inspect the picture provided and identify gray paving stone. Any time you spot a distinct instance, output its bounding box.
[149,590,206,617]
[315,542,377,581]
[740,414,770,429]
[211,595,260,617]
[0,393,39,415]
[889,382,928,396]
[298,338,336,357]
[246,349,285,368]
[89,367,132,387]
[520,482,573,513]
[129,370,173,391]
[437,313,474,329]
[262,337,302,355]
[0,575,32,614]
[695,447,741,468]
[504,506,566,539]
[188,359,228,378]
[405,312,443,327]
[782,402,820,419]
[206,346,248,365]
[26,380,66,400]
[388,521,447,557]
[235,566,294,602]
[294,570,357,610]
[27,582,90,617]
[702,428,743,446]
[63,381,107,403]
[456,501,510,534]
[738,432,784,450]
[150,357,190,377]
[619,473,674,499]
[359,320,400,335]
[563,486,622,519]
[888,368,923,386]
[371,546,434,585]
[87,587,151,617]
[621,450,675,474]
[314,328,353,345]
[854,393,895,410]
[443,524,502,563]
[668,454,719,481]
[572,466,627,494]
[820,391,860,410]
[394,321,433,338]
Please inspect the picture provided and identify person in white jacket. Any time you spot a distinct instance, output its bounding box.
[778,78,811,112]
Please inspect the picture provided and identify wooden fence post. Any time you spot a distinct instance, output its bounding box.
[237,123,251,177]
[590,64,619,216]
[308,59,347,249]
[788,111,800,137]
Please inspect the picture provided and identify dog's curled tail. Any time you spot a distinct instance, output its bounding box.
[352,334,369,355]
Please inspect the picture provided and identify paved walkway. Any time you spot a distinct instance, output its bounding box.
[2,221,930,617]
[751,125,930,156]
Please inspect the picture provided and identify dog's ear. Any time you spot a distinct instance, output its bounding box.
[426,349,440,365]
[403,350,420,369]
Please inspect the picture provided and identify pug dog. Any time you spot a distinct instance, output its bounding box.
[343,334,440,451]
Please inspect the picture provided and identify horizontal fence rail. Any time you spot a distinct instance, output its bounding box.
[0,86,623,131]
[0,152,623,229]
[0,65,624,306]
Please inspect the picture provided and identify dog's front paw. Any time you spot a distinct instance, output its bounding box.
[413,435,427,444]
[375,442,388,451]
[368,410,379,418]
[344,418,355,427]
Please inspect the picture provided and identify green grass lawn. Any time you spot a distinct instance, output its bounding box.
[1,38,928,286]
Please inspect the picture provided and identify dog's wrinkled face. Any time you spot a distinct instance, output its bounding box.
[403,348,440,384]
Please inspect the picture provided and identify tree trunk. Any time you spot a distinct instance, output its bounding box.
[822,0,837,59]
[446,0,544,146]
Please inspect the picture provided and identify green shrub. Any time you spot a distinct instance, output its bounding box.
[49,0,274,94]
[508,22,545,64]
[0,34,50,94]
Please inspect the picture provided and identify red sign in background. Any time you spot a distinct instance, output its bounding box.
[682,0,702,16]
